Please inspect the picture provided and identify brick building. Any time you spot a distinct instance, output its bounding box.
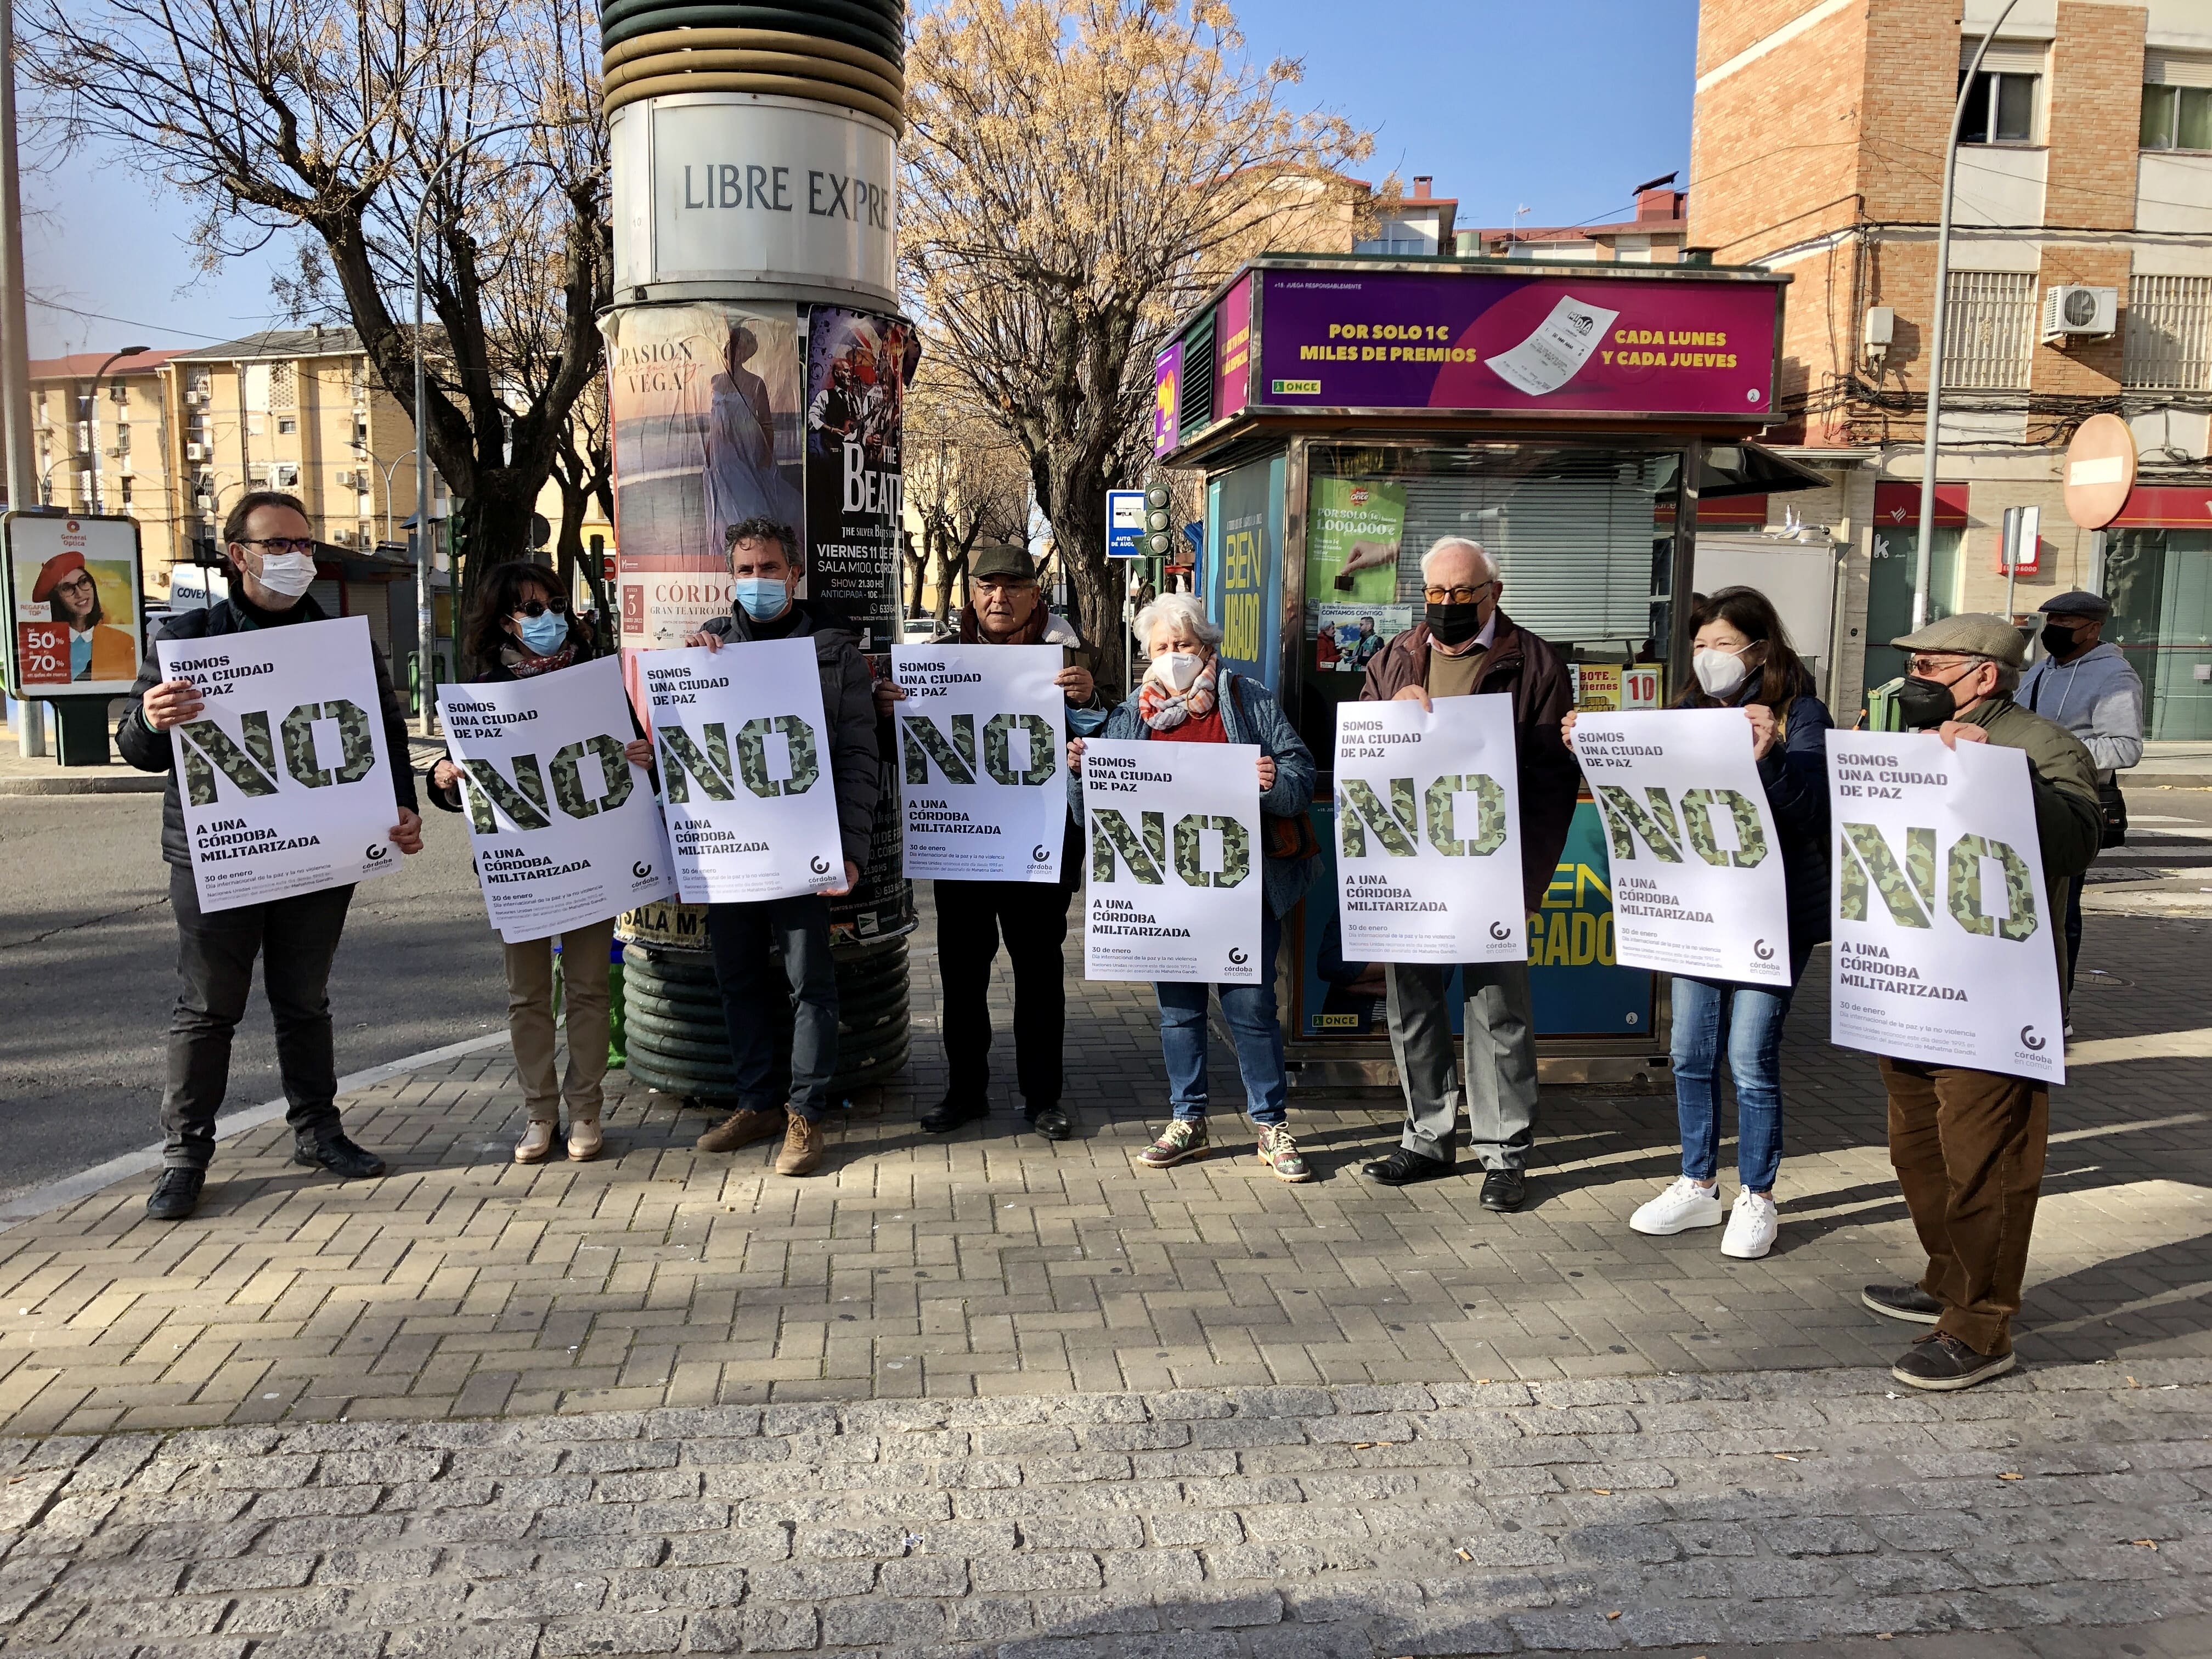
[1691,0,2212,735]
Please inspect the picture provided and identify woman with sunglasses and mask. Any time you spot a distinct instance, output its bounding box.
[1565,586,1832,1260]
[424,564,653,1164]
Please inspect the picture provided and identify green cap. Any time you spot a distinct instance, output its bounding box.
[969,543,1039,583]
[1889,612,2028,669]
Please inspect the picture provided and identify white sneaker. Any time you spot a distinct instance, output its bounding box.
[1722,1189,1779,1260]
[1630,1176,1724,1236]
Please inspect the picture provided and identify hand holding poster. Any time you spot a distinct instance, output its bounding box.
[158,616,403,912]
[645,637,847,903]
[438,656,676,942]
[1084,738,1262,984]
[1574,708,1791,984]
[1334,695,1525,964]
[892,644,1067,882]
[1826,731,2064,1084]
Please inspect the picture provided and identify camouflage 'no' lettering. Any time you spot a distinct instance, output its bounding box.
[1424,774,1506,856]
[1679,787,1769,869]
[983,713,1058,786]
[1946,832,2040,942]
[736,715,820,798]
[1173,814,1251,888]
[549,735,635,820]
[1595,785,1685,864]
[1839,822,1936,929]
[177,712,280,806]
[1092,808,1167,884]
[902,714,977,786]
[1337,778,1420,859]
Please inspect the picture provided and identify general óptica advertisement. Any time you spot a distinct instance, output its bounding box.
[1574,708,1792,985]
[5,512,142,697]
[1825,731,2065,1084]
[1082,738,1262,984]
[1333,694,1525,964]
[644,637,846,904]
[892,643,1067,883]
[437,656,676,943]
[158,616,404,913]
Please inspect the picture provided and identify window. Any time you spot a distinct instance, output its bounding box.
[1959,70,2038,143]
[1940,270,2037,389]
[120,479,134,510]
[2125,274,2212,390]
[278,417,298,435]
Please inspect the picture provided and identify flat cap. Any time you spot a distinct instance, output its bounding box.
[1890,612,2028,668]
[969,543,1038,583]
[2036,588,2111,619]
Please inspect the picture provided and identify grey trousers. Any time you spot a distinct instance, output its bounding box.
[1384,959,1541,1170]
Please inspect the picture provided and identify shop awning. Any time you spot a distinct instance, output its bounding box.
[2107,484,2212,529]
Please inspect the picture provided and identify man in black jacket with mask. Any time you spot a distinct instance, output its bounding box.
[117,492,423,1221]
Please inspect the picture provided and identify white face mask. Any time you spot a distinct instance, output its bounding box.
[1153,651,1205,693]
[1693,645,1752,697]
[251,551,318,599]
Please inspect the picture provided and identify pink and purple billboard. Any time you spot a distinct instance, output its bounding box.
[1249,267,1781,422]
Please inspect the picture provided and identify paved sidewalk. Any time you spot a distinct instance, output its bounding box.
[3,1368,2210,1656]
[0,906,2207,1438]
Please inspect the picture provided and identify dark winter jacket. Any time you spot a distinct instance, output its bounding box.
[117,593,419,868]
[1073,666,1318,919]
[1359,611,1581,911]
[698,601,882,871]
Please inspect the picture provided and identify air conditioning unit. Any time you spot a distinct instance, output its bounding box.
[184,387,208,406]
[2042,284,2117,343]
[184,442,207,461]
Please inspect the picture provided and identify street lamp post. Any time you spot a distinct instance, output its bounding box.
[409,119,546,734]
[85,345,150,516]
[1912,0,2021,631]
[379,448,415,546]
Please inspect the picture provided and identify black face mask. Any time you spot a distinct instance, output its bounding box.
[1894,674,1960,730]
[2041,620,2084,656]
[1426,601,1486,648]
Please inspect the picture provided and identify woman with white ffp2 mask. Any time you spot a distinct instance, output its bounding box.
[1562,587,1835,1263]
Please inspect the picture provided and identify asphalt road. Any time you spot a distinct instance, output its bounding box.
[0,747,509,1204]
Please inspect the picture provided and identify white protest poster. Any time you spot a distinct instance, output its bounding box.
[1573,708,1791,985]
[438,656,676,943]
[1333,695,1525,963]
[892,644,1067,882]
[643,637,847,903]
[1083,738,1262,984]
[1827,731,2065,1084]
[158,616,403,913]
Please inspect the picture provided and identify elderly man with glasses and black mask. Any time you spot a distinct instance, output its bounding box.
[1353,535,1581,1212]
[117,491,424,1221]
[1858,613,2101,1392]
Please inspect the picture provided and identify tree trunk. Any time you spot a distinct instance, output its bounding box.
[1051,465,1123,697]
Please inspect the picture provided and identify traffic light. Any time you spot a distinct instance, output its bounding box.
[1144,484,1175,556]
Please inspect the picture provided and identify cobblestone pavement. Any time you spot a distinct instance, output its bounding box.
[4,1368,2212,1656]
[1,905,2206,1437]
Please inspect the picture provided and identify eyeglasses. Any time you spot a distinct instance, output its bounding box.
[1423,582,1495,605]
[241,537,316,556]
[1906,654,1988,678]
[511,595,569,618]
[52,572,96,593]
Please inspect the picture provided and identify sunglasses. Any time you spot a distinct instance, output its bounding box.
[511,595,569,618]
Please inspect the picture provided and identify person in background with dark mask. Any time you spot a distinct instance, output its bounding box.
[2016,590,2142,999]
[682,517,881,1178]
[1861,614,2100,1392]
[1353,537,1579,1212]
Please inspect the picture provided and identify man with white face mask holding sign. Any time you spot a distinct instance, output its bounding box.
[118,492,423,1222]
[1845,613,2100,1392]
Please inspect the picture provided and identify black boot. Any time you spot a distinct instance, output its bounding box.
[292,1131,387,1180]
[145,1168,206,1221]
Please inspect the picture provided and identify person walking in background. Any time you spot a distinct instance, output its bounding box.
[2016,590,2142,1000]
[1570,587,1833,1261]
[1863,615,2101,1391]
[1356,537,1580,1212]
[684,518,880,1177]
[118,492,423,1221]
[423,563,653,1165]
[874,543,1104,1141]
[1068,593,1319,1182]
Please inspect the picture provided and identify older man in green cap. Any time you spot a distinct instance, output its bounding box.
[1859,612,2101,1391]
[876,542,1104,1139]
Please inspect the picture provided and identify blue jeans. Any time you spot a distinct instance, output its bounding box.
[1156,909,1286,1127]
[1669,956,1805,1193]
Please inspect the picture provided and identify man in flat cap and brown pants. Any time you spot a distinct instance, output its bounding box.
[1861,614,2102,1391]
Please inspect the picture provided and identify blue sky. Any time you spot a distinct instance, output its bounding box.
[22,0,1700,357]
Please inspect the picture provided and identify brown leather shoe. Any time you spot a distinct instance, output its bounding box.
[775,1112,825,1176]
[566,1119,603,1161]
[696,1107,783,1154]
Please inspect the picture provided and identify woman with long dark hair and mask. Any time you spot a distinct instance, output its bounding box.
[1567,586,1832,1260]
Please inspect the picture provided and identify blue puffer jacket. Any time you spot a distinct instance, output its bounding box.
[1070,667,1318,918]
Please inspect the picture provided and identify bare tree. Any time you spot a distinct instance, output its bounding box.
[901,365,1031,630]
[25,0,612,612]
[902,0,1370,681]
[551,370,613,625]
